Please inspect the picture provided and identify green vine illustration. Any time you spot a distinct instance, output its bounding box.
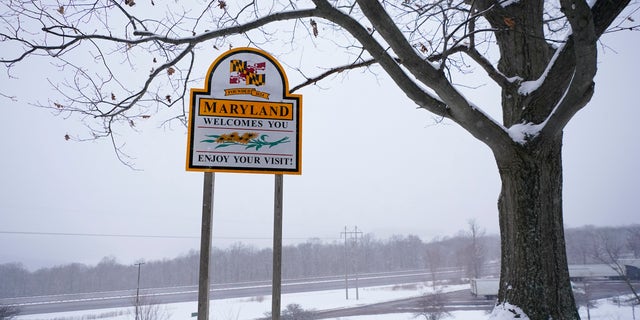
[201,132,290,150]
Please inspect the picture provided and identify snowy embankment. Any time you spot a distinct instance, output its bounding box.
[15,283,637,320]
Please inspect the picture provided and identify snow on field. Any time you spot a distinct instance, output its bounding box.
[16,283,638,320]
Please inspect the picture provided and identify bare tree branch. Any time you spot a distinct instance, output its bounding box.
[312,0,449,118]
[355,0,512,152]
[538,0,630,141]
[291,58,377,93]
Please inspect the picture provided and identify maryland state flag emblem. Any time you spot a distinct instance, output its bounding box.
[229,60,266,86]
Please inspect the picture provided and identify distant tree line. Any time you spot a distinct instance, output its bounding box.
[565,225,640,265]
[1,224,637,298]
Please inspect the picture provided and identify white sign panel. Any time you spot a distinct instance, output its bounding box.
[186,48,302,174]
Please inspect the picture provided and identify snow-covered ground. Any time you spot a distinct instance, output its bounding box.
[15,283,638,320]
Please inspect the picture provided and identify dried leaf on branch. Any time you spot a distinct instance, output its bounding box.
[310,19,318,37]
[503,17,516,29]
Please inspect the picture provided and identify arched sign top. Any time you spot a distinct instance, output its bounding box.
[200,47,296,102]
[186,47,302,175]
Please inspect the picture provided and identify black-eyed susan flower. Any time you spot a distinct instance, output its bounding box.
[228,132,240,142]
[201,132,290,150]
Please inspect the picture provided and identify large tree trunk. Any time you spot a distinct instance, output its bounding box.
[495,136,579,320]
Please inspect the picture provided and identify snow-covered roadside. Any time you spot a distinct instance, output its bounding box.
[15,284,638,320]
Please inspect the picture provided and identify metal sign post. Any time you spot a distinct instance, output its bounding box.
[272,174,283,320]
[197,172,214,320]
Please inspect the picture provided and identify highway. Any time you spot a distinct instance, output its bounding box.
[314,280,640,319]
[1,268,464,315]
[4,267,635,318]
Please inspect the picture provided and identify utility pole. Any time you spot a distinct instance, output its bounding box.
[341,226,349,300]
[353,226,362,300]
[341,226,363,300]
[134,262,145,320]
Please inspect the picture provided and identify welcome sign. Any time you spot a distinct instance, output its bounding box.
[186,48,302,174]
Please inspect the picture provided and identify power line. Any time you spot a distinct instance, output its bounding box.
[0,230,339,241]
[0,230,198,239]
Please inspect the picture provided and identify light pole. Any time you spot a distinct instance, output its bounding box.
[135,262,145,320]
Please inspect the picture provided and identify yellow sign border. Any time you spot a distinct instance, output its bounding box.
[198,98,294,121]
[185,47,303,175]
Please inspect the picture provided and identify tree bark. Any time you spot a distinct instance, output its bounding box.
[495,136,579,320]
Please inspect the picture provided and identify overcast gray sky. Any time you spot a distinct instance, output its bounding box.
[1,27,639,270]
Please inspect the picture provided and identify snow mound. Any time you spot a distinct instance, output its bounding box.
[488,302,531,320]
[500,0,521,8]
[507,122,542,144]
